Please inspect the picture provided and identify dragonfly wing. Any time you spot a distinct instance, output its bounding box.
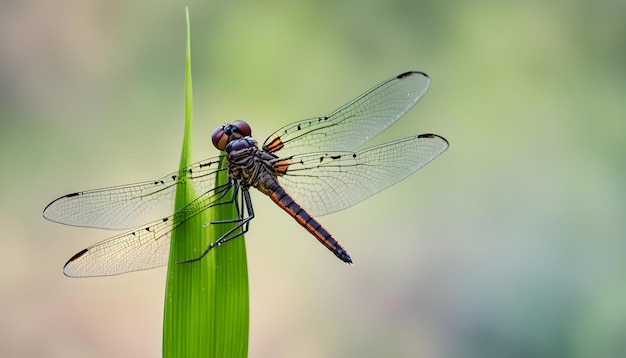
[62,183,232,277]
[43,155,225,230]
[63,217,173,277]
[276,134,448,217]
[263,71,430,156]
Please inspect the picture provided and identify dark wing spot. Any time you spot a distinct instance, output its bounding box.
[397,71,429,79]
[418,133,435,138]
[417,133,448,144]
[330,155,341,160]
[66,248,89,263]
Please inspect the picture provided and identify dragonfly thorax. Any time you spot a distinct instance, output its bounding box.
[226,137,279,193]
[225,136,257,153]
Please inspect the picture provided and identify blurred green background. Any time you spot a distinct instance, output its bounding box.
[2,0,625,357]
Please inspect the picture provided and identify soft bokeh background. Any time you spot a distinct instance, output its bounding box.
[2,0,625,357]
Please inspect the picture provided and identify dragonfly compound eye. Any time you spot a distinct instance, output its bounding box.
[211,126,230,151]
[212,121,253,151]
[231,120,252,137]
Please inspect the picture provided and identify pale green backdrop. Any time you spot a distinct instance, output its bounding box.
[1,0,625,357]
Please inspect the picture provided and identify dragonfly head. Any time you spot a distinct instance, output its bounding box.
[212,120,252,151]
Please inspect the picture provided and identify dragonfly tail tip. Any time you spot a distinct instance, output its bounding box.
[339,252,353,266]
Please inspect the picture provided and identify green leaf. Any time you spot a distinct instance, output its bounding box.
[162,8,249,357]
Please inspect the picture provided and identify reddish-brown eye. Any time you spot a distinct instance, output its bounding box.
[232,120,252,137]
[212,121,252,151]
[211,126,229,151]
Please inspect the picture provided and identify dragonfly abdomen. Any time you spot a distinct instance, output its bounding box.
[265,181,353,265]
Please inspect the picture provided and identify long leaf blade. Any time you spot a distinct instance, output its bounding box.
[162,8,249,357]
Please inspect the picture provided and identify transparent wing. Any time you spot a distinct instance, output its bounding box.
[262,71,430,156]
[62,184,233,277]
[43,155,225,230]
[276,134,448,217]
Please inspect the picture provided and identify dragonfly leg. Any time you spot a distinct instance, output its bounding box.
[177,187,255,264]
[203,182,247,225]
[201,180,238,213]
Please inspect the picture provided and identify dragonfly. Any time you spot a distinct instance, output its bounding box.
[44,71,448,277]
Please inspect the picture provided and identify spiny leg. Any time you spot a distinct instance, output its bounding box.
[203,181,244,226]
[177,186,255,264]
[200,180,239,217]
